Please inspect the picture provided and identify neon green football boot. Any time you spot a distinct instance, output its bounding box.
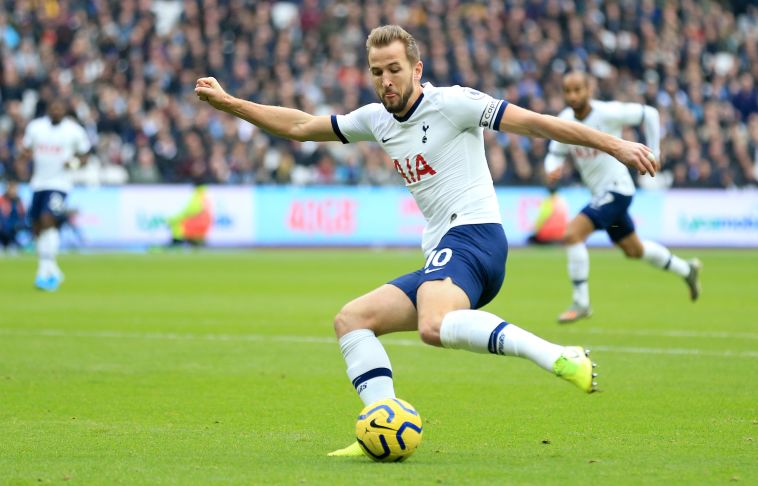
[553,346,598,393]
[327,441,364,457]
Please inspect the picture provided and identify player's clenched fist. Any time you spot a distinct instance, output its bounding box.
[195,77,230,110]
[615,141,657,177]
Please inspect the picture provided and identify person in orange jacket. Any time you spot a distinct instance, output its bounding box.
[167,184,213,246]
[527,186,568,245]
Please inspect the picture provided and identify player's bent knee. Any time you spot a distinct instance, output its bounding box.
[563,232,582,245]
[417,318,443,347]
[333,307,357,338]
[621,245,643,259]
[334,303,378,338]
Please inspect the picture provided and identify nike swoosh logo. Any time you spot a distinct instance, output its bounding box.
[381,137,392,143]
[369,418,397,431]
[424,267,444,274]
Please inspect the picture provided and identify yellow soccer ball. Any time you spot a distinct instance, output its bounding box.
[355,398,423,462]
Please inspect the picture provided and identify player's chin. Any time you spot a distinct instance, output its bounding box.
[382,99,403,114]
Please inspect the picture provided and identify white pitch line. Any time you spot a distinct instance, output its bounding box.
[1,328,757,359]
[561,327,758,340]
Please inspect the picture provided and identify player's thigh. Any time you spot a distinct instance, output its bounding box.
[615,231,644,258]
[564,212,595,244]
[334,283,417,338]
[416,278,470,334]
[30,191,66,230]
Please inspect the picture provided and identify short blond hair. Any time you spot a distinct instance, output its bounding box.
[365,25,420,65]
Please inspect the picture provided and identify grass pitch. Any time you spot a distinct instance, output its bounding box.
[0,248,756,485]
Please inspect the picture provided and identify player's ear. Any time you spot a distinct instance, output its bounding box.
[413,60,423,82]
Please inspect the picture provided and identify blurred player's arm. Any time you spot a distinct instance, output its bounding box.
[499,104,657,176]
[608,102,661,164]
[544,141,568,185]
[194,77,339,142]
[67,126,92,170]
[16,147,32,165]
[66,153,90,170]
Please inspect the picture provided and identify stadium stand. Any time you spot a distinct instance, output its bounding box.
[0,0,756,188]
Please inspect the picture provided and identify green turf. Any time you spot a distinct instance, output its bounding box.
[0,248,755,485]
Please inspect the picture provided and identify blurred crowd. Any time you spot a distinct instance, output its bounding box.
[1,0,757,188]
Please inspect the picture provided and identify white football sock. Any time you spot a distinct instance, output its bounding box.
[566,242,590,307]
[642,240,690,277]
[339,329,396,406]
[439,310,564,372]
[36,228,60,278]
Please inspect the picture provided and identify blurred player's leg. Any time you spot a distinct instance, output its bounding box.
[565,242,590,308]
[641,240,701,300]
[559,213,594,323]
[32,193,66,291]
[559,242,592,323]
[684,258,703,301]
[36,226,62,291]
[619,234,702,301]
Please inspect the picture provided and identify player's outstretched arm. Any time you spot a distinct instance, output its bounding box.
[195,77,339,142]
[499,104,657,176]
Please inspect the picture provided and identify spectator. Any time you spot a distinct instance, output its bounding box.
[0,179,27,252]
[0,0,755,189]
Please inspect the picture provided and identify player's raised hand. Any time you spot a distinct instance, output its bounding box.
[195,77,230,110]
[614,140,658,177]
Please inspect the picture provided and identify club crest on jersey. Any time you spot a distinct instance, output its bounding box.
[422,123,429,144]
[463,87,486,100]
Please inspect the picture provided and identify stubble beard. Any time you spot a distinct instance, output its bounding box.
[379,76,415,114]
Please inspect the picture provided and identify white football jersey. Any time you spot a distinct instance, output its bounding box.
[23,116,91,192]
[548,100,655,196]
[332,83,507,256]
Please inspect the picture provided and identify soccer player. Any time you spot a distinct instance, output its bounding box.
[195,25,658,456]
[18,100,91,291]
[545,72,702,323]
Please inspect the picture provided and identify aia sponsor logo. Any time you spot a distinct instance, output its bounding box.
[393,154,437,184]
[35,144,64,154]
[572,146,599,159]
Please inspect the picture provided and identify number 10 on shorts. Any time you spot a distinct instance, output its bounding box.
[424,248,452,271]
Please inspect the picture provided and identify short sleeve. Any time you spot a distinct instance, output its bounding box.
[438,86,508,131]
[331,104,380,144]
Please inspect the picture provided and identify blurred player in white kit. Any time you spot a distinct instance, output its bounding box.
[545,72,702,323]
[19,100,91,291]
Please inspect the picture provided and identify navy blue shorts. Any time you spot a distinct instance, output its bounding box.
[29,190,67,222]
[580,191,635,242]
[389,223,508,309]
